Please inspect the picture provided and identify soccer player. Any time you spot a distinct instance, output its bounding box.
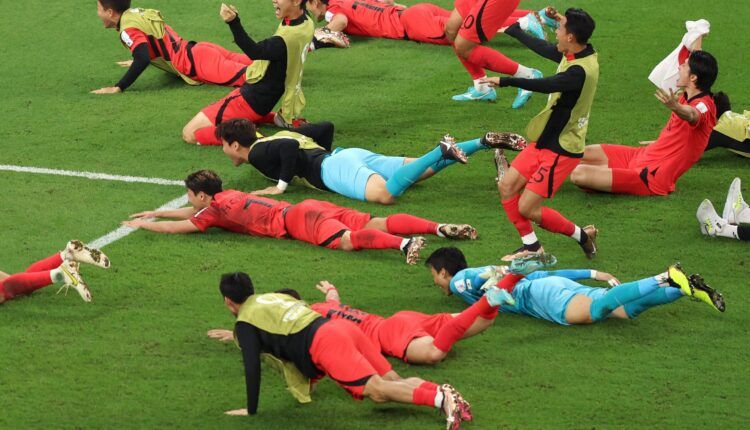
[444,0,547,107]
[481,8,599,261]
[697,178,750,242]
[569,51,730,196]
[425,247,726,327]
[92,1,252,94]
[122,170,477,264]
[0,241,110,304]
[182,2,314,145]
[206,273,473,429]
[215,118,526,204]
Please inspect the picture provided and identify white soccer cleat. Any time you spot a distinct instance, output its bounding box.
[402,237,426,265]
[494,148,510,183]
[56,261,92,302]
[696,199,726,237]
[314,27,350,48]
[63,240,110,269]
[722,177,748,225]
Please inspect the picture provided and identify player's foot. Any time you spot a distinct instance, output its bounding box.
[512,69,542,109]
[402,237,426,265]
[579,225,598,259]
[666,263,691,296]
[63,240,110,269]
[56,261,92,302]
[452,87,497,102]
[481,132,527,151]
[539,6,560,29]
[509,252,557,275]
[485,286,516,307]
[441,384,472,428]
[524,12,546,40]
[688,274,726,312]
[313,27,350,48]
[696,199,726,237]
[494,149,510,183]
[501,245,545,262]
[439,134,469,164]
[439,224,478,240]
[722,177,747,225]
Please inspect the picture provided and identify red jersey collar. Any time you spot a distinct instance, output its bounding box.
[565,44,595,61]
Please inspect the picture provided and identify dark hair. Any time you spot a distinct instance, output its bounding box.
[98,0,131,13]
[275,288,302,300]
[215,119,258,148]
[714,91,732,119]
[185,170,223,196]
[220,272,254,304]
[688,51,718,93]
[425,247,468,276]
[564,8,595,44]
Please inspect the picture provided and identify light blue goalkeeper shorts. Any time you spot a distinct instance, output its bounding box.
[320,147,406,201]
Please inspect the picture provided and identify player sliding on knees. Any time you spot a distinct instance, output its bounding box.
[425,247,725,327]
[122,170,476,264]
[206,273,473,429]
[182,1,314,145]
[215,119,526,204]
[697,177,750,242]
[0,241,110,304]
[92,0,253,94]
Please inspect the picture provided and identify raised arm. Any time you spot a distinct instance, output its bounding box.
[315,281,341,304]
[655,88,700,125]
[504,22,563,63]
[225,13,286,61]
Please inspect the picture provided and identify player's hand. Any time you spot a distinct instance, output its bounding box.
[220,3,238,22]
[251,186,283,196]
[130,211,157,219]
[315,281,336,294]
[479,77,501,88]
[207,329,234,342]
[596,272,621,286]
[638,140,655,146]
[225,408,248,416]
[116,60,133,68]
[91,86,122,94]
[655,88,681,111]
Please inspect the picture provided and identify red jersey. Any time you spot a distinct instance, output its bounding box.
[120,24,184,60]
[634,93,717,195]
[189,190,290,238]
[310,300,384,342]
[325,0,405,39]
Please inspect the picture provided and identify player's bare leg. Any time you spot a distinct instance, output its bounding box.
[580,144,610,166]
[182,112,213,144]
[364,175,396,205]
[570,164,614,192]
[444,9,464,42]
[404,314,494,365]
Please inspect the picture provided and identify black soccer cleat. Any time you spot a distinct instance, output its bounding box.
[439,134,468,164]
[481,132,528,151]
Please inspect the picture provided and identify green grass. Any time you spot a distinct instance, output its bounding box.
[1,0,749,428]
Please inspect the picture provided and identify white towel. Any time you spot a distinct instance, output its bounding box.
[648,19,710,91]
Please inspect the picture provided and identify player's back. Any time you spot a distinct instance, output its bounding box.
[326,0,405,39]
[310,301,385,340]
[119,8,184,59]
[209,190,290,237]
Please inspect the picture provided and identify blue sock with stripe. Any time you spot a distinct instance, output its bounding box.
[623,287,684,319]
[589,277,660,322]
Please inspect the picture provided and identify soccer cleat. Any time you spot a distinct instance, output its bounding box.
[56,261,92,302]
[512,69,542,109]
[688,274,726,312]
[501,245,545,262]
[509,252,557,275]
[579,225,598,259]
[485,286,516,307]
[538,6,560,29]
[63,240,110,269]
[441,384,471,428]
[402,237,426,265]
[524,12,546,40]
[439,134,469,164]
[494,149,510,183]
[481,131,528,151]
[313,27,350,48]
[722,177,747,225]
[696,199,726,237]
[666,263,691,296]
[439,224,478,240]
[452,86,497,102]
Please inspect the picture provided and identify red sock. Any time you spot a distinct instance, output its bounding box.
[467,45,519,76]
[349,229,403,250]
[433,296,494,352]
[412,381,440,407]
[194,126,222,146]
[502,195,534,236]
[539,207,576,236]
[385,214,438,236]
[1,272,53,300]
[25,253,63,273]
[497,273,523,294]
[455,47,485,80]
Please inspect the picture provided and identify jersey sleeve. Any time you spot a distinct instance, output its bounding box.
[120,27,149,53]
[449,268,486,305]
[690,98,713,129]
[189,206,218,232]
[527,269,593,281]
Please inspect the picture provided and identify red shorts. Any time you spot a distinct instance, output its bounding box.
[309,319,392,398]
[600,144,657,196]
[511,143,581,198]
[377,311,454,361]
[201,88,265,126]
[183,42,251,87]
[283,200,372,249]
[457,0,520,44]
[399,4,452,45]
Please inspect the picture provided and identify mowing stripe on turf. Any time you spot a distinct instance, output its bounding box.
[0,164,184,186]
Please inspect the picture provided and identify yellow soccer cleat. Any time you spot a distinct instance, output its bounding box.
[667,263,691,296]
[688,274,726,312]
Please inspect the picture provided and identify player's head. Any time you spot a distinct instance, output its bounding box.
[273,0,308,20]
[185,170,223,209]
[555,8,595,52]
[679,51,718,92]
[275,288,302,300]
[306,0,328,21]
[97,0,130,28]
[216,119,259,166]
[425,247,468,294]
[220,272,255,315]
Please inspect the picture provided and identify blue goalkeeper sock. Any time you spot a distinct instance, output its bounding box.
[623,287,684,319]
[429,139,486,173]
[589,277,660,322]
[385,146,443,197]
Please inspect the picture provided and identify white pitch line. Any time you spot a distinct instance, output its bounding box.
[0,164,184,186]
[88,194,189,249]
